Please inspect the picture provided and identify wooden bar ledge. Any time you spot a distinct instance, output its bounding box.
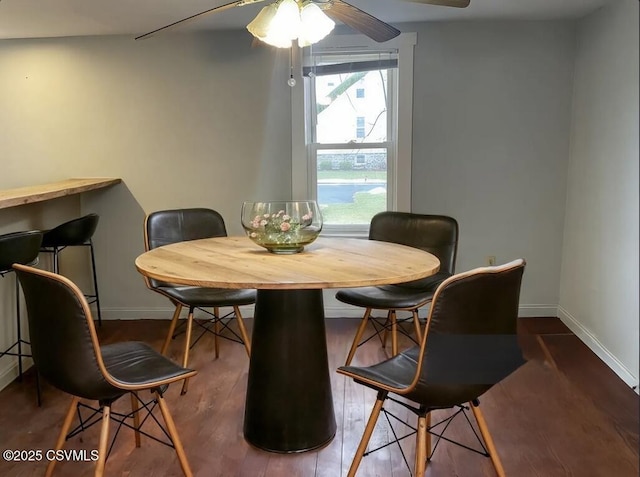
[0,178,121,210]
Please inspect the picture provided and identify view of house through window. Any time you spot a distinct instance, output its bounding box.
[305,50,398,229]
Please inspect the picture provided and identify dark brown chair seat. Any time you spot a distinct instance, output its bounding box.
[101,342,191,391]
[14,264,196,477]
[338,259,527,477]
[335,277,447,309]
[336,212,458,365]
[155,286,256,308]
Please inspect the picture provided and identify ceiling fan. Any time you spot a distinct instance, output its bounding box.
[135,0,470,45]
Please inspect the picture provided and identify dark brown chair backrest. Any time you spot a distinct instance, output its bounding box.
[369,212,458,291]
[14,264,121,402]
[42,213,99,247]
[429,260,524,336]
[369,212,458,275]
[144,208,228,288]
[0,231,43,273]
[413,259,526,402]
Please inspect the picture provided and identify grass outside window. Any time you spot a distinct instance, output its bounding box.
[320,192,386,224]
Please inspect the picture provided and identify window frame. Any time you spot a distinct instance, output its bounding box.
[291,33,416,237]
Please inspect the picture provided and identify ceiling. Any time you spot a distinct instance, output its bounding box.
[0,0,611,41]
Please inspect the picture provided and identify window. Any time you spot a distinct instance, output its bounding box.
[291,34,416,236]
[355,116,366,139]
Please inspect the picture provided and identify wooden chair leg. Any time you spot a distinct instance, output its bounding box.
[45,396,79,477]
[213,307,220,359]
[233,306,251,357]
[390,310,398,357]
[345,308,373,366]
[156,391,193,477]
[381,310,392,347]
[180,308,195,395]
[412,310,423,343]
[470,401,506,477]
[130,392,141,448]
[347,394,386,477]
[425,412,431,461]
[161,304,183,355]
[95,404,111,477]
[414,414,428,477]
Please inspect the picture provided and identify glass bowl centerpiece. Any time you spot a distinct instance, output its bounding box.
[241,200,322,254]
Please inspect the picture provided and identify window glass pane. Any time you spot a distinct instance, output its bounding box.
[316,148,387,225]
[315,70,388,144]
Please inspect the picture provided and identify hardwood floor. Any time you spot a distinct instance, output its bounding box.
[0,317,637,476]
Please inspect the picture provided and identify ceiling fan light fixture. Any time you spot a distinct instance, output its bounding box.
[247,0,334,48]
[298,1,335,47]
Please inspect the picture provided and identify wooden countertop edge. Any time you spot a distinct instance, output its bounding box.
[0,178,122,210]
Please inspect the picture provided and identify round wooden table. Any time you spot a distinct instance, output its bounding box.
[135,236,440,453]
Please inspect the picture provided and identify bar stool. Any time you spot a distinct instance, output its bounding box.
[0,230,43,404]
[39,213,102,326]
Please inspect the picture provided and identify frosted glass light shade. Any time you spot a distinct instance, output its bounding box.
[247,3,292,48]
[247,0,335,49]
[246,4,278,39]
[298,2,335,47]
[266,0,300,47]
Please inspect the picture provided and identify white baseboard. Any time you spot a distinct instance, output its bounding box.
[558,305,639,390]
[323,304,556,318]
[101,305,371,320]
[98,306,257,320]
[0,358,34,392]
[100,303,557,321]
[518,304,558,317]
[0,364,18,391]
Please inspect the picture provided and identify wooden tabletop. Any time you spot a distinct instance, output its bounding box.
[0,178,121,210]
[135,236,440,290]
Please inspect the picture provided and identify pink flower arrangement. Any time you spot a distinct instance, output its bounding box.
[248,210,313,239]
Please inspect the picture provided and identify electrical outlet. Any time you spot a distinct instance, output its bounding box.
[486,256,496,266]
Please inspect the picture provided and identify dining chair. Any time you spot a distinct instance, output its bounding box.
[14,263,197,477]
[336,212,458,365]
[338,259,527,477]
[143,208,255,394]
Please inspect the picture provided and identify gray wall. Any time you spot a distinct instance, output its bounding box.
[559,0,639,384]
[408,20,575,312]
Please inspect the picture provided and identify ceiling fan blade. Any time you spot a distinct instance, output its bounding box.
[402,0,470,7]
[323,0,401,43]
[135,0,266,40]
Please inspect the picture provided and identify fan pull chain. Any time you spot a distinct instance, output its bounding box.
[288,47,296,87]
